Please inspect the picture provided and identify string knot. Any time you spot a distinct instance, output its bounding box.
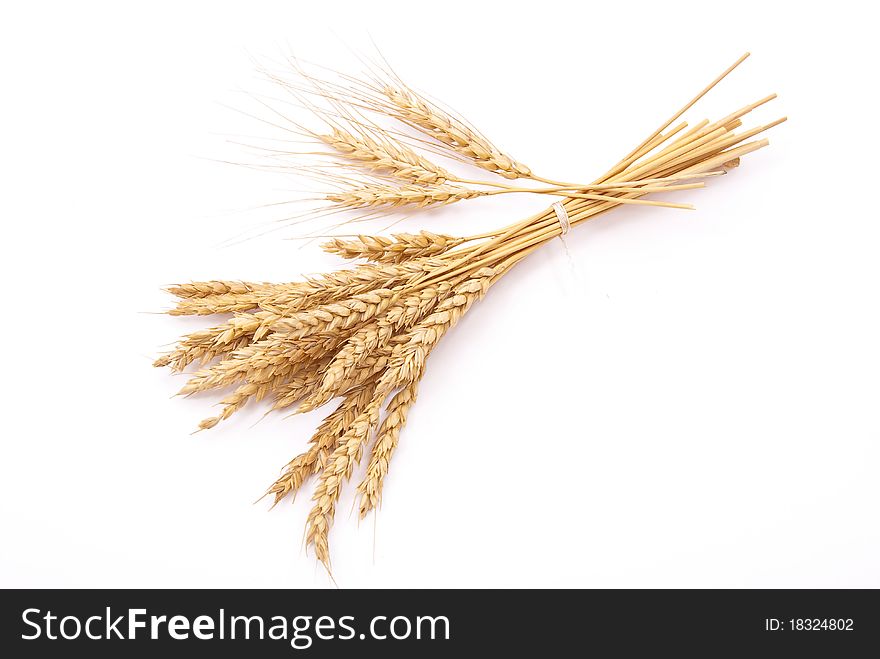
[552,201,570,235]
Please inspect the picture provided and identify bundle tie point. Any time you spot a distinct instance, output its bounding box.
[552,201,570,235]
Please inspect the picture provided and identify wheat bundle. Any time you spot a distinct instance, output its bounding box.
[157,52,784,570]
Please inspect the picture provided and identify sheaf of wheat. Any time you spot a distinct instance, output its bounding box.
[156,52,784,572]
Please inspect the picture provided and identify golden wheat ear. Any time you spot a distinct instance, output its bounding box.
[377,84,532,179]
[321,231,464,264]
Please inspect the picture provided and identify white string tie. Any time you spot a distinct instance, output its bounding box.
[552,201,570,235]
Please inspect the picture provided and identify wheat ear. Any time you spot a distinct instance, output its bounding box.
[381,85,531,179]
[326,183,484,211]
[321,231,464,264]
[319,127,451,184]
[166,281,272,299]
[357,378,420,518]
[305,389,388,569]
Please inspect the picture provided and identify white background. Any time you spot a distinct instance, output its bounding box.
[1,1,878,588]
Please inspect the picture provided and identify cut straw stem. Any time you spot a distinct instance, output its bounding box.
[601,52,751,180]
